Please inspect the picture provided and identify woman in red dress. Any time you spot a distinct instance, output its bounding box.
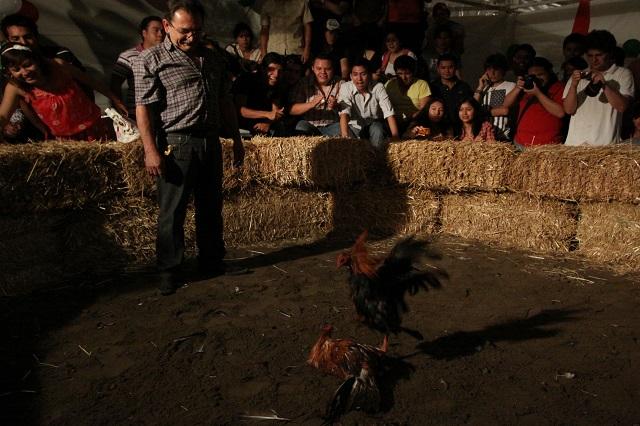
[0,42,127,142]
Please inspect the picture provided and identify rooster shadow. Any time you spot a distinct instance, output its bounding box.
[405,308,584,361]
[377,354,418,413]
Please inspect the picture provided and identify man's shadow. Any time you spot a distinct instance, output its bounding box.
[236,138,410,270]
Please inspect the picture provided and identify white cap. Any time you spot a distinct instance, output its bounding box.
[326,19,340,32]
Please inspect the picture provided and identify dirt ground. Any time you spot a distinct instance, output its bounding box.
[1,235,639,425]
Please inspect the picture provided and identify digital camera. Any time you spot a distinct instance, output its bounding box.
[522,74,538,90]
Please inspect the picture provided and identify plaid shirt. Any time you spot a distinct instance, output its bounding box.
[290,75,341,126]
[133,37,230,133]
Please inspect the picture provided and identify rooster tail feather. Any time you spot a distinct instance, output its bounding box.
[325,376,356,423]
[325,368,381,422]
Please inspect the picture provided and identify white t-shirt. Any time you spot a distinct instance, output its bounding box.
[480,80,516,138]
[563,64,635,146]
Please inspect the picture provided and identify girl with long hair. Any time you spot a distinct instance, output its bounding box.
[454,97,495,142]
[0,43,127,142]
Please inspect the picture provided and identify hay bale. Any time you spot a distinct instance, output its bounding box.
[224,186,331,244]
[250,136,375,188]
[0,142,124,214]
[114,139,258,198]
[106,186,332,262]
[330,186,440,238]
[507,145,640,203]
[440,193,577,252]
[576,202,640,273]
[387,140,517,192]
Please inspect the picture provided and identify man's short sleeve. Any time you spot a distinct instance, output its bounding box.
[133,50,161,105]
[374,83,395,118]
[414,79,431,98]
[112,52,132,80]
[616,67,635,98]
[338,82,353,116]
[302,0,314,24]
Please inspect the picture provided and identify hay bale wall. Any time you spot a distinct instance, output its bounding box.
[0,142,124,214]
[508,145,640,203]
[388,140,516,192]
[576,202,640,272]
[1,139,639,295]
[440,193,577,252]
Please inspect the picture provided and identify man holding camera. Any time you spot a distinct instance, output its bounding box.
[563,30,635,146]
[501,57,565,148]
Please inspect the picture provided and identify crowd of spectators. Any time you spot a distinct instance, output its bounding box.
[0,1,638,148]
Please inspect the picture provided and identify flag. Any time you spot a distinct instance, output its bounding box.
[571,0,590,35]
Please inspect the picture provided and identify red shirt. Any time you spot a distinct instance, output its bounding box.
[26,72,101,138]
[515,81,564,146]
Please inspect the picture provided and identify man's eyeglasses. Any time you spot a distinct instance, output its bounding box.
[168,22,203,38]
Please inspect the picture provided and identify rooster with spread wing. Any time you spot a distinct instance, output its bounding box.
[336,231,446,339]
[307,324,387,421]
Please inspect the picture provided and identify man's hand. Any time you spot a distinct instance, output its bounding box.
[477,72,490,91]
[302,48,311,64]
[266,105,285,121]
[113,98,129,118]
[253,122,271,134]
[570,70,582,87]
[326,95,337,110]
[311,93,325,108]
[232,139,245,167]
[145,146,163,177]
[589,70,606,85]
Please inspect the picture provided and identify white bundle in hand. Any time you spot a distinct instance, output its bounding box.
[103,108,140,143]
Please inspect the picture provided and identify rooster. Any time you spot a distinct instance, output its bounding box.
[336,231,445,339]
[307,324,387,421]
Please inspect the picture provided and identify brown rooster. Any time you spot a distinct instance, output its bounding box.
[307,324,387,421]
[336,231,445,339]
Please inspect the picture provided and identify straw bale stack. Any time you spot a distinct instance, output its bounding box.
[440,193,577,252]
[224,186,331,244]
[387,140,517,192]
[249,136,375,188]
[105,186,332,262]
[113,139,260,198]
[576,202,640,273]
[0,142,124,214]
[330,186,440,237]
[508,145,640,203]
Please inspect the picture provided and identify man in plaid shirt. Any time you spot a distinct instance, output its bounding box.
[134,0,245,295]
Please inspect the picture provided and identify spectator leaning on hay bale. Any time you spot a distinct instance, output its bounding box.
[233,52,288,136]
[338,57,399,149]
[563,30,635,146]
[289,53,342,136]
[384,54,431,135]
[0,43,126,142]
[454,97,495,143]
[133,0,245,295]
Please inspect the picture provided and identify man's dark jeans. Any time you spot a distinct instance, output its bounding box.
[156,132,225,272]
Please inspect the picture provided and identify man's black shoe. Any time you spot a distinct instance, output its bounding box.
[158,272,178,296]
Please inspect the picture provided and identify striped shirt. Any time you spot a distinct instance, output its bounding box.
[133,38,230,133]
[290,75,341,126]
[480,80,516,139]
[112,44,144,117]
